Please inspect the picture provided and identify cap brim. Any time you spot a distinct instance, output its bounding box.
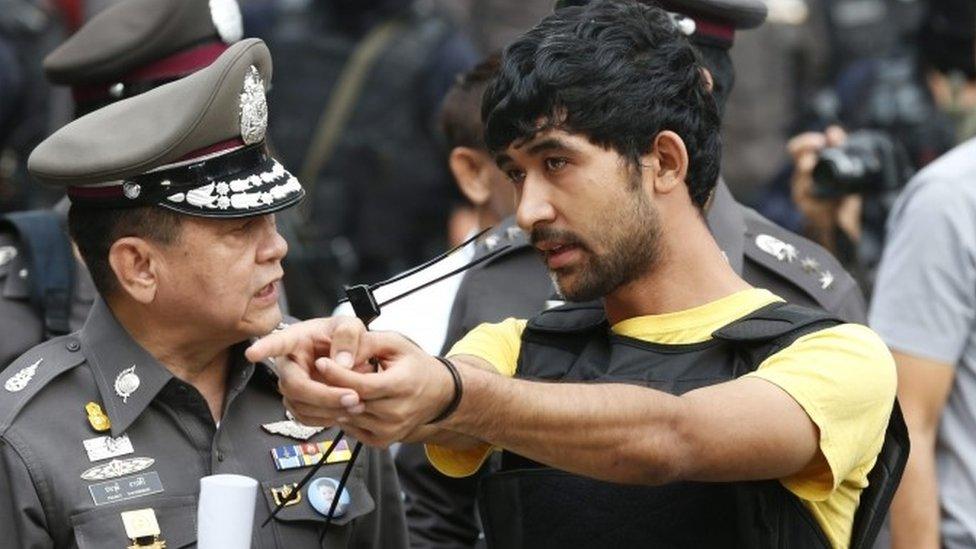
[156,155,304,218]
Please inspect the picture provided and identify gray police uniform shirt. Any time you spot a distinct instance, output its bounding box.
[869,137,976,549]
[0,298,408,548]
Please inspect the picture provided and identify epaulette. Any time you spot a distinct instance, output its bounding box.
[0,333,87,436]
[741,207,860,314]
[474,220,532,267]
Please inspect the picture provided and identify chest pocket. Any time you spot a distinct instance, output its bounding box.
[259,459,376,548]
[70,494,197,549]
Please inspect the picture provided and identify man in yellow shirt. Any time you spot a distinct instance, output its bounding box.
[248,1,901,547]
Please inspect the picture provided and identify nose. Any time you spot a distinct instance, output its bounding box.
[515,176,557,232]
[257,214,288,263]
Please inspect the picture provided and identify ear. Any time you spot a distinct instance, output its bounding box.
[646,130,689,196]
[107,237,160,304]
[449,146,492,206]
[700,67,714,93]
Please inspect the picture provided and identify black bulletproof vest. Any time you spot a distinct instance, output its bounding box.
[478,301,888,549]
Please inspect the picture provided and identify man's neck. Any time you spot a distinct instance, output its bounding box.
[603,213,751,325]
[110,298,235,423]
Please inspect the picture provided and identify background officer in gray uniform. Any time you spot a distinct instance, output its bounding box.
[396,0,869,545]
[0,0,246,369]
[0,39,406,548]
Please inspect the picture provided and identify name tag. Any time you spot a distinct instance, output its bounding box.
[89,472,164,506]
[83,434,134,462]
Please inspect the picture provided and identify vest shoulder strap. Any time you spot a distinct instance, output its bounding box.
[525,301,607,334]
[0,210,75,337]
[712,301,841,344]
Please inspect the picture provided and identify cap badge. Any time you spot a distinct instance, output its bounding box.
[80,456,155,481]
[4,358,42,392]
[86,401,113,432]
[239,65,268,145]
[114,365,140,403]
[210,0,244,44]
[0,245,17,268]
[122,182,141,200]
[755,234,798,263]
[669,13,697,36]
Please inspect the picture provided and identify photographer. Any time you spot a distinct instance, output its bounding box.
[786,0,974,291]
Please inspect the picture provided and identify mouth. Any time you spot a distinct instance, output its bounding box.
[536,241,583,270]
[253,279,279,301]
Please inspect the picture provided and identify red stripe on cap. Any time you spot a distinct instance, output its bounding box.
[693,18,735,44]
[175,138,247,163]
[71,41,229,106]
[67,185,125,199]
[125,42,229,83]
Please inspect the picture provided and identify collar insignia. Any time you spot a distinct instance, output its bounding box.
[114,365,140,404]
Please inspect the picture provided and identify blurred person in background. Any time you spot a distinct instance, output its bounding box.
[0,0,246,369]
[772,0,974,293]
[267,0,478,318]
[867,3,976,547]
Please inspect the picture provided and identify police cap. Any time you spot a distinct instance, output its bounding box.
[554,0,767,48]
[44,0,243,112]
[28,39,304,219]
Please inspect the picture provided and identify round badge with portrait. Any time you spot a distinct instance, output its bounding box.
[307,477,351,517]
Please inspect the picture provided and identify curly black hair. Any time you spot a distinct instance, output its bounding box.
[482,0,721,207]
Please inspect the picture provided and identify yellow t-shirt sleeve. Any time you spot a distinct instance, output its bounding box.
[425,318,528,477]
[746,323,897,501]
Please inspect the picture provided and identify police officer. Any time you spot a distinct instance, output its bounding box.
[0,39,407,547]
[0,0,246,369]
[395,0,871,545]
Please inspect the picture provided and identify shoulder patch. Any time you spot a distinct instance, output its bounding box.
[527,301,606,334]
[0,334,87,436]
[741,207,860,312]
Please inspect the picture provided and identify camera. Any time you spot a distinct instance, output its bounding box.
[811,130,915,199]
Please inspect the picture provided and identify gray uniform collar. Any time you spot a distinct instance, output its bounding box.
[79,299,176,436]
[705,178,745,274]
[77,298,263,437]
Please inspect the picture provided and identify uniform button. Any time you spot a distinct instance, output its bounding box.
[66,341,80,352]
[216,450,225,462]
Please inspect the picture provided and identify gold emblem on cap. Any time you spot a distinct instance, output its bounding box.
[120,508,166,548]
[85,401,112,432]
[271,483,302,507]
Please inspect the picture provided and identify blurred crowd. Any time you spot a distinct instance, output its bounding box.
[4,0,974,304]
[1,0,975,547]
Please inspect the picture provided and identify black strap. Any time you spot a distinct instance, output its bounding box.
[0,211,74,337]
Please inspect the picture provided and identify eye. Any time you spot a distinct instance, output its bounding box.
[506,169,526,185]
[545,157,568,172]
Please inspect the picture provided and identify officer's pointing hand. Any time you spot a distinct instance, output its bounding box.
[246,317,378,426]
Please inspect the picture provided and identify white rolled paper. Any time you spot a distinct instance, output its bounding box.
[197,474,259,549]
